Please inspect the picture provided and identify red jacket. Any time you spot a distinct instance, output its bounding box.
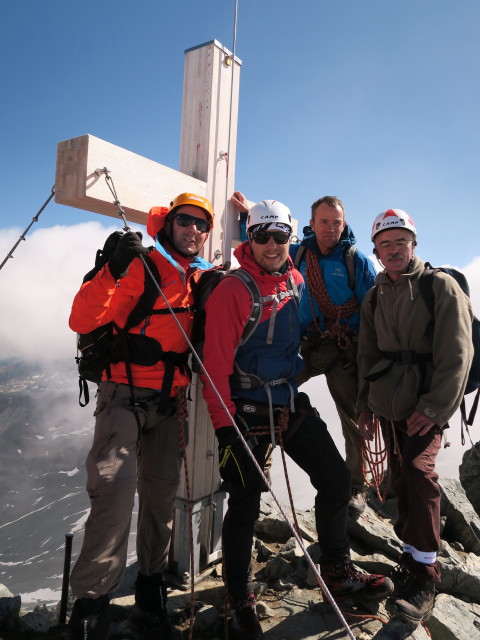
[70,247,204,391]
[201,241,304,429]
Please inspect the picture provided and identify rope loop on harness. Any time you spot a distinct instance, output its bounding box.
[362,415,390,503]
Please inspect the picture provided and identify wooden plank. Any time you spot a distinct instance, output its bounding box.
[180,40,242,258]
[55,134,207,225]
[177,41,242,504]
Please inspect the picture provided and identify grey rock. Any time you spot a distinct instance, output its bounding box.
[437,541,480,602]
[348,503,403,560]
[373,618,431,638]
[427,592,480,639]
[255,494,316,542]
[254,538,274,562]
[278,537,304,562]
[439,477,480,555]
[459,441,480,517]
[17,610,54,632]
[255,600,275,619]
[263,555,296,581]
[192,603,218,633]
[0,593,20,623]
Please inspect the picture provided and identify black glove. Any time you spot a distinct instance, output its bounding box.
[108,231,151,280]
[215,426,251,489]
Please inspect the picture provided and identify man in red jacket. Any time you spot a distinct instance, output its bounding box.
[68,193,213,639]
[201,200,393,640]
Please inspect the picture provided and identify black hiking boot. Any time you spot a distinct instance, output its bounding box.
[229,593,264,640]
[68,594,110,640]
[321,561,394,603]
[386,574,435,624]
[390,553,414,596]
[129,572,173,639]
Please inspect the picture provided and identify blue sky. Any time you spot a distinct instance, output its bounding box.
[1,0,479,267]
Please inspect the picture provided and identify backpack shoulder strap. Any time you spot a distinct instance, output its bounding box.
[418,266,437,318]
[124,254,161,331]
[344,245,357,290]
[228,268,263,346]
[293,244,306,270]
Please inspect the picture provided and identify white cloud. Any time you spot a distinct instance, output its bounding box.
[0,222,142,362]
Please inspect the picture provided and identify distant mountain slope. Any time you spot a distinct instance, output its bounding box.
[0,358,138,609]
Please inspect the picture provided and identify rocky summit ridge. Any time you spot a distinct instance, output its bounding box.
[1,446,480,640]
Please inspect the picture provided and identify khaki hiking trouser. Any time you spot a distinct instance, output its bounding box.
[70,381,187,599]
[297,339,365,491]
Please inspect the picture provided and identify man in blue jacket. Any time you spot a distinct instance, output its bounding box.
[232,193,377,517]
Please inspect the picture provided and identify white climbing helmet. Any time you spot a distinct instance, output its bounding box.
[246,200,293,235]
[371,209,416,241]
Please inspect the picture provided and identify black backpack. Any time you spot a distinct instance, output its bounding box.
[75,231,161,406]
[419,263,480,442]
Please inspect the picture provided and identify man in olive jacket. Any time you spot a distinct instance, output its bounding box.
[357,209,473,625]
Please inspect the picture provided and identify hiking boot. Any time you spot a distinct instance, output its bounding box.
[348,489,366,519]
[386,575,435,624]
[68,594,110,640]
[390,553,414,596]
[135,571,168,614]
[131,572,173,638]
[321,561,394,603]
[127,604,173,639]
[229,594,264,639]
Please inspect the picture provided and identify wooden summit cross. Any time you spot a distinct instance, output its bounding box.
[55,40,246,579]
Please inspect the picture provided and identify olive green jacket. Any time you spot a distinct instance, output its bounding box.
[357,256,473,426]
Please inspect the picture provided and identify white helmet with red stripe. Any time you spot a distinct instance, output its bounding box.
[371,209,416,241]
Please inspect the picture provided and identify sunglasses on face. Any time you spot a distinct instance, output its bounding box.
[174,213,211,233]
[251,230,291,245]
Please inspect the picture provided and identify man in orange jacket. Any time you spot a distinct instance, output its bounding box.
[68,193,213,640]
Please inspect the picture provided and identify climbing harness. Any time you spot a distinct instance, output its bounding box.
[0,185,55,272]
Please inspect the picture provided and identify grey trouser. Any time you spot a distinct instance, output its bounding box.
[70,381,187,598]
[297,339,364,491]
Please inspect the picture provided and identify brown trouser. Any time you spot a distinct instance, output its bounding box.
[298,339,365,491]
[381,418,442,581]
[70,381,187,598]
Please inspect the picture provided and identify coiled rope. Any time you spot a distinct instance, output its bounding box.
[305,247,358,349]
[362,415,390,503]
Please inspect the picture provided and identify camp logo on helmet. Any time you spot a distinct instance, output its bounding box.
[260,215,279,220]
[382,219,405,228]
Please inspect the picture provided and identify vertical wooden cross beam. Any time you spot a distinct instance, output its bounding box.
[55,39,242,578]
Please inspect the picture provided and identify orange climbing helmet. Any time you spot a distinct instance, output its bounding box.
[147,193,214,239]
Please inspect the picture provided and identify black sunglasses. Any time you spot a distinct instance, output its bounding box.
[174,213,211,233]
[251,230,291,245]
